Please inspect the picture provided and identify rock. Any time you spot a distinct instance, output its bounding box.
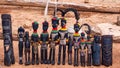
[23,24,30,29]
[91,25,102,35]
[97,23,120,36]
[97,23,120,42]
[68,23,120,42]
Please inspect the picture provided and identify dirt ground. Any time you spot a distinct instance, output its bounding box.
[0,41,120,68]
[0,1,120,68]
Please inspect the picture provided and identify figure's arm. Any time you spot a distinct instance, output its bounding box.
[23,33,26,42]
[37,35,40,45]
[57,31,60,44]
[46,34,49,44]
[49,33,52,41]
[65,32,69,43]
[78,37,81,44]
[55,34,59,44]
[79,41,81,49]
[30,35,33,45]
[39,34,42,44]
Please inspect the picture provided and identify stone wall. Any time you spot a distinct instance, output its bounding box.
[1,0,120,3]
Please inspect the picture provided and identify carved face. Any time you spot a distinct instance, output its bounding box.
[18,26,24,37]
[32,22,39,30]
[4,34,11,45]
[94,35,100,43]
[74,24,80,32]
[61,18,66,27]
[52,18,59,28]
[25,31,29,39]
[81,32,85,37]
[42,21,48,31]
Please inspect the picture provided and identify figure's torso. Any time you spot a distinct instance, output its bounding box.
[86,41,92,54]
[18,32,24,42]
[41,33,49,43]
[51,30,59,41]
[73,33,80,49]
[80,39,86,56]
[59,29,68,45]
[50,30,59,47]
[25,39,30,48]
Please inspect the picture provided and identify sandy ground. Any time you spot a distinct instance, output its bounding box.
[0,1,120,68]
[0,41,120,68]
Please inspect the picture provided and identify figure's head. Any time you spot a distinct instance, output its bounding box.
[81,32,85,37]
[18,26,24,38]
[52,17,59,28]
[25,31,29,39]
[42,21,49,31]
[74,23,80,32]
[61,18,66,27]
[94,35,100,43]
[32,21,39,30]
[18,26,24,33]
[87,35,91,40]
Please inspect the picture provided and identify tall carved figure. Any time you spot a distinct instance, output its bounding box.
[31,22,39,65]
[40,21,49,64]
[1,14,15,66]
[24,31,31,65]
[48,17,59,65]
[73,23,80,66]
[18,26,25,64]
[58,18,68,65]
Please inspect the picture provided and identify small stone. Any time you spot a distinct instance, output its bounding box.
[23,24,30,29]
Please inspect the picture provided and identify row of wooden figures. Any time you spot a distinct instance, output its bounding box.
[17,21,102,67]
[1,14,112,67]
